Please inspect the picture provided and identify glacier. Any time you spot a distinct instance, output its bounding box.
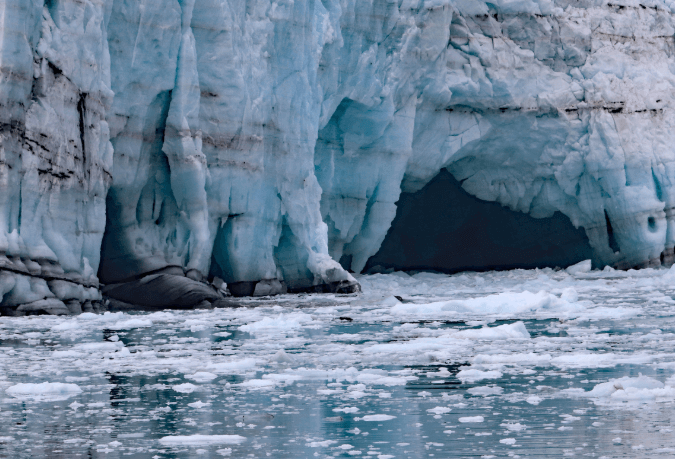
[2,0,675,312]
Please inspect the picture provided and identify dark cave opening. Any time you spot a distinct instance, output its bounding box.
[364,169,594,274]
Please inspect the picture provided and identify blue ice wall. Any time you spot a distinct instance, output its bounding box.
[2,0,675,310]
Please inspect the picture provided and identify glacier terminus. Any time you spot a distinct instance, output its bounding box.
[2,0,675,312]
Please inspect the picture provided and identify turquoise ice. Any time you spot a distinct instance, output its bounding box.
[2,0,675,308]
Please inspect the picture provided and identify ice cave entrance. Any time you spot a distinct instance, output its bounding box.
[363,169,594,274]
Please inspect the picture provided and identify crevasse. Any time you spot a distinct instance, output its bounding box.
[1,0,675,313]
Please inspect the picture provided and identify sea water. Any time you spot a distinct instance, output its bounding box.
[1,267,675,458]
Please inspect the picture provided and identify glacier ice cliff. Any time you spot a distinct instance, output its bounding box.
[2,0,675,313]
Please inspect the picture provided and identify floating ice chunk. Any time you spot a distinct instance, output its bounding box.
[566,260,592,275]
[660,265,675,283]
[172,383,198,393]
[77,313,99,320]
[238,379,276,389]
[427,406,452,415]
[185,372,217,382]
[69,401,83,410]
[565,375,675,403]
[473,353,552,366]
[271,350,295,363]
[456,368,503,383]
[390,291,582,319]
[453,322,530,340]
[51,321,81,332]
[333,407,359,413]
[526,395,543,405]
[458,416,484,423]
[352,373,412,386]
[572,307,642,321]
[53,341,128,359]
[365,323,530,357]
[159,435,245,446]
[500,438,517,445]
[239,313,315,335]
[357,414,397,421]
[107,318,153,330]
[501,422,527,431]
[468,386,504,396]
[381,296,402,307]
[306,440,338,447]
[6,382,82,401]
[560,288,579,303]
[188,401,211,408]
[551,352,653,369]
[206,359,257,374]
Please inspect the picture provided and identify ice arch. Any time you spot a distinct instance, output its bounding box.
[363,169,594,273]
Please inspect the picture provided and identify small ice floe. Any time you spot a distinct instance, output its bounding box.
[525,395,543,405]
[159,435,245,445]
[107,318,153,330]
[239,313,315,335]
[237,379,276,389]
[468,385,503,396]
[333,407,359,413]
[356,414,396,421]
[564,375,675,404]
[452,322,530,340]
[6,382,82,401]
[456,368,503,383]
[188,401,211,408]
[271,349,294,363]
[500,422,527,431]
[185,372,218,382]
[206,358,257,374]
[458,416,484,423]
[427,406,451,415]
[306,440,337,447]
[566,259,592,275]
[172,383,198,393]
[390,291,583,320]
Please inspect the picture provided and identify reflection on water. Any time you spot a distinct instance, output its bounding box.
[1,268,675,458]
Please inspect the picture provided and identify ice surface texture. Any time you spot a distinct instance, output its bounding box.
[0,0,112,314]
[3,0,675,310]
